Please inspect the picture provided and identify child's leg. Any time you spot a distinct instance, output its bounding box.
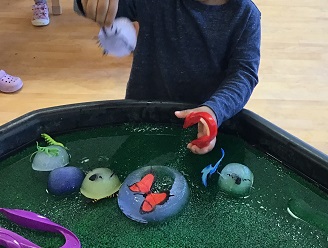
[32,0,50,27]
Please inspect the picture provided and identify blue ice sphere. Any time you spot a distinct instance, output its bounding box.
[118,166,190,224]
[32,145,69,172]
[47,166,85,195]
[218,163,254,198]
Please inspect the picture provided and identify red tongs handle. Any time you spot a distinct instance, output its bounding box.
[183,112,218,148]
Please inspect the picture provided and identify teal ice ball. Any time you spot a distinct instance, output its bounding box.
[47,166,85,195]
[218,163,254,198]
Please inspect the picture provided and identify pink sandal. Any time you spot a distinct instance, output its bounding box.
[0,70,23,93]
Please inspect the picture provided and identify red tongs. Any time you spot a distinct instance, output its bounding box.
[183,112,218,148]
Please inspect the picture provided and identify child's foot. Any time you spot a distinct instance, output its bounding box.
[0,70,23,93]
[32,2,50,26]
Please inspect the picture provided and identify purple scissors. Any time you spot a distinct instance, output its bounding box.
[0,208,81,248]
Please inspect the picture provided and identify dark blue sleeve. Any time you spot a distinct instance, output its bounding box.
[203,9,261,126]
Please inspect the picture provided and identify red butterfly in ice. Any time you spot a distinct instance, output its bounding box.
[128,173,172,214]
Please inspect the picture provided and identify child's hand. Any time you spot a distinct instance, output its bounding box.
[81,0,118,26]
[175,106,217,155]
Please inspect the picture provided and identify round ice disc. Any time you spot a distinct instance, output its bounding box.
[218,163,254,197]
[118,166,189,223]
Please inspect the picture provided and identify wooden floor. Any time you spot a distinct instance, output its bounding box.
[0,0,327,155]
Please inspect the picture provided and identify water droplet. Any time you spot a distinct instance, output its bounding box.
[98,156,109,162]
[80,157,90,164]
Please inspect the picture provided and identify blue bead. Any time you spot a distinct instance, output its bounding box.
[47,166,85,195]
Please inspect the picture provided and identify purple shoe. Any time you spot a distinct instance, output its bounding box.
[32,2,50,26]
[0,70,23,93]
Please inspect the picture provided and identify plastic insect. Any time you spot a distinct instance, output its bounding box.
[183,112,218,148]
[41,133,68,150]
[30,134,70,171]
[201,148,225,187]
[128,173,172,214]
[226,173,252,185]
[30,141,59,161]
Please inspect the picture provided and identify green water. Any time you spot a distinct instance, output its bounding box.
[0,123,327,248]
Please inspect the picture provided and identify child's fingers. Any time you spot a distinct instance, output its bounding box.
[103,0,119,26]
[84,0,97,21]
[175,109,192,119]
[81,0,88,13]
[197,118,209,138]
[96,0,110,24]
[187,138,216,155]
[82,0,118,26]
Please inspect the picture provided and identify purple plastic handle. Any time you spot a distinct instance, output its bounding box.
[0,227,41,248]
[0,208,81,248]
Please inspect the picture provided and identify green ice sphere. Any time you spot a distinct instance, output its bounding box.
[80,168,121,200]
[218,163,254,197]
